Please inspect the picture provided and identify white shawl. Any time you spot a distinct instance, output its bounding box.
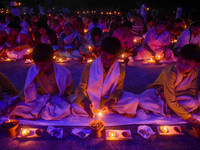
[24,63,72,104]
[87,56,120,109]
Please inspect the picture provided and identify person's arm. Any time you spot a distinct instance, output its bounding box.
[0,73,18,96]
[163,69,192,120]
[74,63,91,104]
[144,42,155,56]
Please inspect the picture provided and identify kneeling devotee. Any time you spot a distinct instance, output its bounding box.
[72,37,139,118]
[10,43,73,120]
[139,44,200,125]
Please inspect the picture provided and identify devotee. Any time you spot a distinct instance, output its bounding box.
[132,15,145,36]
[35,21,58,50]
[10,43,73,120]
[56,22,81,58]
[0,30,8,57]
[4,22,32,59]
[72,37,139,118]
[112,21,134,53]
[51,19,62,37]
[0,72,18,116]
[80,27,102,59]
[87,16,103,32]
[174,21,200,54]
[75,17,85,40]
[139,44,200,125]
[10,0,20,17]
[135,18,176,61]
[109,16,122,35]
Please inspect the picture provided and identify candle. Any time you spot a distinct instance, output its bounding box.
[133,39,137,43]
[146,8,150,11]
[121,54,125,59]
[84,29,88,34]
[101,12,104,15]
[160,126,168,133]
[98,111,102,117]
[53,56,56,59]
[5,58,11,61]
[156,55,161,60]
[87,59,93,63]
[109,131,116,137]
[22,129,30,136]
[149,57,154,63]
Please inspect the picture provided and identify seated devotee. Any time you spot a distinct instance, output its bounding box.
[80,27,102,59]
[109,16,122,35]
[132,15,145,36]
[75,17,85,40]
[112,21,134,53]
[174,21,200,54]
[10,43,73,120]
[56,23,81,58]
[0,72,19,116]
[71,37,139,118]
[139,44,200,125]
[0,30,8,58]
[135,18,176,61]
[35,21,58,51]
[169,18,185,39]
[51,19,62,38]
[87,16,103,32]
[4,22,32,59]
[0,14,7,31]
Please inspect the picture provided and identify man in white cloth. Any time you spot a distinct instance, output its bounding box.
[72,37,139,118]
[10,43,73,120]
[174,21,200,54]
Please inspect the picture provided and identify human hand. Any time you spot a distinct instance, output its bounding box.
[187,117,200,129]
[83,98,94,118]
[104,99,115,110]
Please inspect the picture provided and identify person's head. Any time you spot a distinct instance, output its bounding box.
[32,43,54,73]
[0,14,5,24]
[37,21,49,36]
[134,15,143,25]
[91,27,102,42]
[100,37,121,68]
[191,21,200,37]
[63,23,73,35]
[92,16,99,26]
[155,18,167,35]
[53,19,59,26]
[177,44,200,74]
[0,30,8,46]
[8,22,21,37]
[122,21,132,34]
[58,15,63,22]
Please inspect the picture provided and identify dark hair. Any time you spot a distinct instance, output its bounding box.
[8,22,21,32]
[122,21,132,29]
[91,27,102,37]
[101,36,121,55]
[37,21,49,30]
[179,44,200,62]
[32,43,54,62]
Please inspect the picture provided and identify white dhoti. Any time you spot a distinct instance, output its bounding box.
[71,92,139,117]
[139,88,199,116]
[10,95,71,120]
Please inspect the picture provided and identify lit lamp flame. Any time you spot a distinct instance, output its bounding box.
[5,58,11,61]
[98,111,102,117]
[146,8,150,11]
[149,57,154,63]
[121,54,125,59]
[160,126,168,133]
[22,129,30,136]
[87,59,93,63]
[109,131,116,137]
[133,39,137,43]
[84,29,88,34]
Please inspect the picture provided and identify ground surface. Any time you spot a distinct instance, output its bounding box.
[0,60,200,150]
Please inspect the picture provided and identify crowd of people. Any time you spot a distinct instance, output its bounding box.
[0,1,200,63]
[1,2,200,129]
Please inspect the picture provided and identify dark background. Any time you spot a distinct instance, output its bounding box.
[0,0,199,10]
